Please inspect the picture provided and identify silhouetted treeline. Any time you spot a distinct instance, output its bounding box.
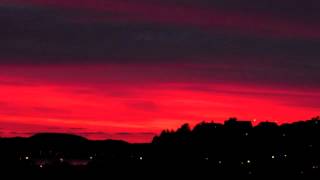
[1,117,320,178]
[153,117,320,147]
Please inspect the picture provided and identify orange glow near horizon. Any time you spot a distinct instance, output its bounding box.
[0,65,319,143]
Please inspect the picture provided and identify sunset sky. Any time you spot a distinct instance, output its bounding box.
[0,0,319,142]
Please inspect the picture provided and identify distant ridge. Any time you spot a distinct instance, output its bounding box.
[1,117,320,177]
[30,133,88,142]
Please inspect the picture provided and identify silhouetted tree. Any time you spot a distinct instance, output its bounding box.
[2,117,320,178]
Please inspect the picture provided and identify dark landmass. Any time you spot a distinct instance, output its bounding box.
[1,117,320,178]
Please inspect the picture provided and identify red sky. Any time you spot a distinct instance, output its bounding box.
[0,65,319,142]
[0,0,319,142]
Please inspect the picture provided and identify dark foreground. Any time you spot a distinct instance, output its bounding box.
[1,117,320,178]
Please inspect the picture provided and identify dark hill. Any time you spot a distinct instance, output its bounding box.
[30,133,88,142]
[1,117,320,178]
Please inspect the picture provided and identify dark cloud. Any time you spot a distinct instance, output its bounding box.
[134,0,320,22]
[0,4,319,65]
[0,1,319,90]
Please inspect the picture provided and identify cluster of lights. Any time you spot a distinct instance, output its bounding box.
[16,147,320,174]
[271,153,288,160]
[200,154,319,175]
[240,160,251,166]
